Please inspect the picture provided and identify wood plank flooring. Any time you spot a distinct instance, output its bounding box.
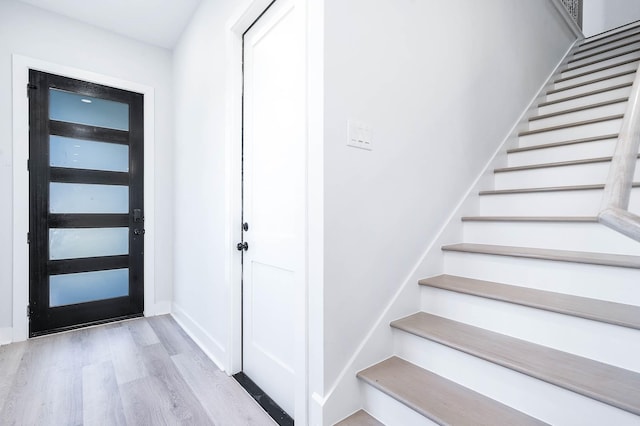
[0,315,276,426]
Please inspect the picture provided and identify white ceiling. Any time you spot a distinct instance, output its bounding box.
[17,0,203,49]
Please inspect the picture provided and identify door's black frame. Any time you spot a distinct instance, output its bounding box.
[28,70,144,337]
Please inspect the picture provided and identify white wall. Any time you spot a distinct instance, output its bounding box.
[583,0,640,37]
[320,0,576,422]
[0,0,174,338]
[171,0,241,369]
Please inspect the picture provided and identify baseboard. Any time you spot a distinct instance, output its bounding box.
[171,302,227,372]
[151,301,172,316]
[0,327,13,346]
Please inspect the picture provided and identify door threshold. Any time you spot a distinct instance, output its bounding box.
[29,313,143,338]
[233,372,294,426]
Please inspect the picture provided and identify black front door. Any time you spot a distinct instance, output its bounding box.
[28,70,145,337]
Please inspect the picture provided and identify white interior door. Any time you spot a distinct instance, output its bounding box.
[242,0,305,418]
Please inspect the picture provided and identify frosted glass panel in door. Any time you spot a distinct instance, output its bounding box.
[49,228,129,260]
[50,136,129,172]
[50,89,129,131]
[50,183,128,213]
[49,269,129,307]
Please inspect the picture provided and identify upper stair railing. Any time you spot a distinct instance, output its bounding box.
[599,62,640,242]
[560,0,583,29]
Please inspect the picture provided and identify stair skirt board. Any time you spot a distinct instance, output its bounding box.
[347,21,640,426]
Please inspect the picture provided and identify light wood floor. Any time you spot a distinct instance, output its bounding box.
[0,315,276,425]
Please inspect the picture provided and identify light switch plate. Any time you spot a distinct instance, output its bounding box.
[347,120,372,151]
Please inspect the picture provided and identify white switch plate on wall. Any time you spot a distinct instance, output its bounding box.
[347,120,372,150]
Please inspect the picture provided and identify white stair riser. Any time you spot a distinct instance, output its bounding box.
[573,34,640,62]
[361,384,437,426]
[463,221,640,256]
[554,61,639,89]
[393,332,639,426]
[518,119,623,147]
[570,43,640,68]
[538,86,632,115]
[580,26,640,48]
[443,251,640,304]
[546,74,635,102]
[528,102,627,131]
[508,139,616,166]
[478,189,640,216]
[419,287,640,372]
[561,52,640,79]
[493,160,640,190]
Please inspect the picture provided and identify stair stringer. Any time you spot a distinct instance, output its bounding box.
[323,39,581,426]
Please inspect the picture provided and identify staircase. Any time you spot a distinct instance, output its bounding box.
[337,21,640,426]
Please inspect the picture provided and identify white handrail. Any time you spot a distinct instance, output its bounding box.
[598,62,640,242]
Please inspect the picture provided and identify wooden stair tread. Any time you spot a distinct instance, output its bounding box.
[507,134,618,154]
[494,154,640,173]
[357,357,547,426]
[441,243,640,269]
[563,47,640,73]
[548,71,636,95]
[495,155,610,173]
[518,115,624,137]
[461,216,597,222]
[529,98,628,121]
[570,39,640,64]
[391,313,640,416]
[555,61,638,85]
[556,70,640,91]
[334,410,384,426]
[578,29,640,54]
[420,274,640,330]
[479,182,640,195]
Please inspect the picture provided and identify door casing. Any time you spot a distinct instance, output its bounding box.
[12,55,158,341]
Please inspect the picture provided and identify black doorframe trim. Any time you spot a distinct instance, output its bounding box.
[28,70,145,337]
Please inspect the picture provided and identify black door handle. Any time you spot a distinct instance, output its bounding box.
[236,242,248,251]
